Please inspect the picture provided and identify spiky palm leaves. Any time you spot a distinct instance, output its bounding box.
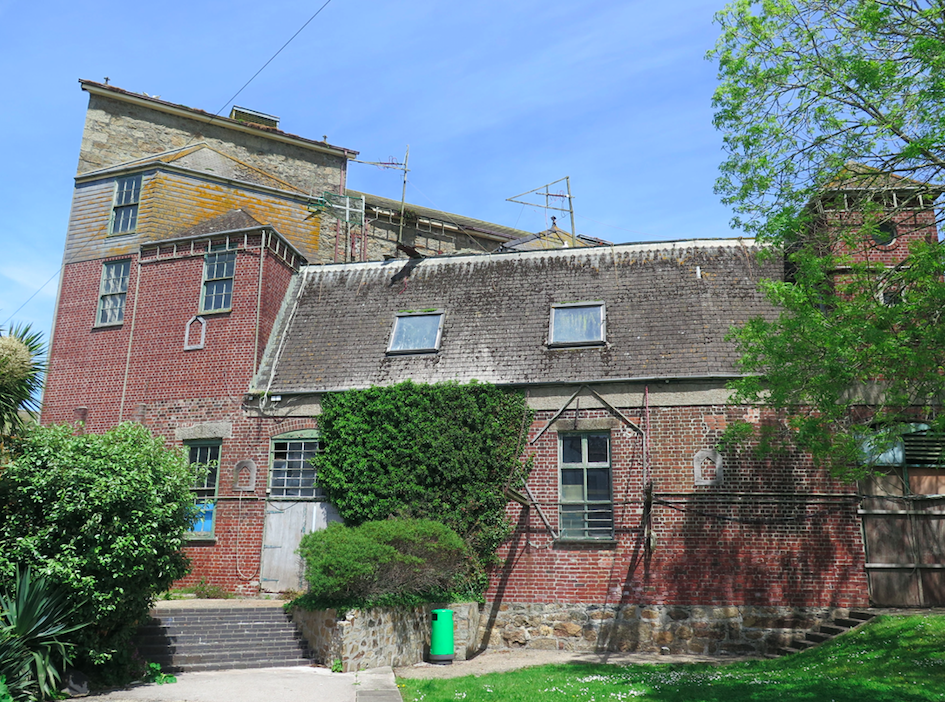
[0,568,87,701]
[0,324,44,444]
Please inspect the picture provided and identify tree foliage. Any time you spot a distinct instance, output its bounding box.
[0,423,198,678]
[712,0,945,473]
[712,0,945,241]
[314,381,532,587]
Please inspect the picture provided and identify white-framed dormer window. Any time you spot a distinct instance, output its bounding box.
[110,175,142,235]
[95,259,131,326]
[549,302,605,346]
[387,311,444,354]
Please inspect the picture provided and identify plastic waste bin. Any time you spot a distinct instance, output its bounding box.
[429,608,455,664]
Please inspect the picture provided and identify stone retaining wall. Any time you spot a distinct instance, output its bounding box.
[292,602,479,672]
[479,603,846,656]
[293,601,841,668]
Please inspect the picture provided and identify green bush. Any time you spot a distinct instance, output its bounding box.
[314,381,532,590]
[297,519,471,608]
[0,423,198,681]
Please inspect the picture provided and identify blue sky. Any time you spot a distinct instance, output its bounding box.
[0,0,734,345]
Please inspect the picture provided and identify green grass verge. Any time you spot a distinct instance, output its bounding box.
[398,615,945,701]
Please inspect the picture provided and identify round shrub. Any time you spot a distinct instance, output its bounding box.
[298,519,471,608]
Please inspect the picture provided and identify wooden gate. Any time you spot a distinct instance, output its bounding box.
[860,488,945,606]
[259,501,341,593]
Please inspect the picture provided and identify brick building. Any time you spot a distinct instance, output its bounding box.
[41,81,943,654]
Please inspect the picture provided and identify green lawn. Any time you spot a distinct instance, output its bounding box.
[398,615,945,701]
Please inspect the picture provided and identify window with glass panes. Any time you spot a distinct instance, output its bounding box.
[188,442,220,535]
[111,175,141,234]
[387,312,444,354]
[549,303,605,346]
[270,432,322,498]
[559,433,613,539]
[96,259,130,325]
[201,244,236,312]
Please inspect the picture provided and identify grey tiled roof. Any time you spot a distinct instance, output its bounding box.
[253,240,780,393]
[172,209,265,238]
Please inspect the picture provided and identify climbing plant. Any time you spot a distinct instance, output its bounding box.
[314,380,532,590]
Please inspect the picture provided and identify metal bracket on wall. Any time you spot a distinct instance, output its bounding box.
[529,384,644,445]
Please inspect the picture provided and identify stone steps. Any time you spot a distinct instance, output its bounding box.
[774,609,875,657]
[135,604,313,672]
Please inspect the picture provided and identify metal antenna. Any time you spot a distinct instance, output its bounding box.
[507,176,577,247]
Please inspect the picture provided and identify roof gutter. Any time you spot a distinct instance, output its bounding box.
[250,373,753,396]
[82,81,356,160]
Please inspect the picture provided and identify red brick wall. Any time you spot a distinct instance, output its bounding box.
[824,206,938,266]
[487,405,869,608]
[43,239,303,595]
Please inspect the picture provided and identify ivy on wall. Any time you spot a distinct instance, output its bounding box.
[315,380,532,587]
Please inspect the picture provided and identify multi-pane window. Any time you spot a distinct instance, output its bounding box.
[111,175,142,234]
[188,442,220,536]
[388,312,444,354]
[201,245,236,313]
[549,303,605,346]
[559,433,613,539]
[96,259,130,326]
[270,433,322,498]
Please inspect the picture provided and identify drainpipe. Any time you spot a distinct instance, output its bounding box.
[118,257,142,422]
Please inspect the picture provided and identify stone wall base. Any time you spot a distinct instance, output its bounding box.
[292,602,479,672]
[479,603,849,656]
[292,601,841,669]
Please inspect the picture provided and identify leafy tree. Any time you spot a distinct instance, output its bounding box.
[314,381,532,589]
[0,423,198,680]
[711,0,945,474]
[712,0,945,241]
[0,325,44,445]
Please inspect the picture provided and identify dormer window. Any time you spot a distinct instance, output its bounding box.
[388,311,444,354]
[549,302,605,346]
[110,175,142,235]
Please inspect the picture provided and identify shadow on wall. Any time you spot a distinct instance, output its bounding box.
[479,509,528,652]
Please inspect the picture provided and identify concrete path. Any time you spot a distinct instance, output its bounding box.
[87,665,402,702]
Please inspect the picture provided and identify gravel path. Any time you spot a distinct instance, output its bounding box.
[394,649,759,680]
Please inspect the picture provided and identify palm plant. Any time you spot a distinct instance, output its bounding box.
[0,568,87,701]
[0,323,45,445]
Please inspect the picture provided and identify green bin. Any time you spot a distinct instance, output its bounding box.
[429,608,455,664]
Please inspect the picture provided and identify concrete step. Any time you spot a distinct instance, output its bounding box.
[135,605,313,672]
[773,609,877,658]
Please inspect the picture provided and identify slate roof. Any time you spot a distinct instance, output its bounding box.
[172,209,267,238]
[253,239,780,394]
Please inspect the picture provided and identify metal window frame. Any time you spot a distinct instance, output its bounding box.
[268,430,323,500]
[548,302,606,347]
[109,175,142,235]
[94,259,131,327]
[557,431,614,540]
[186,440,221,538]
[386,310,445,355]
[199,249,237,314]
